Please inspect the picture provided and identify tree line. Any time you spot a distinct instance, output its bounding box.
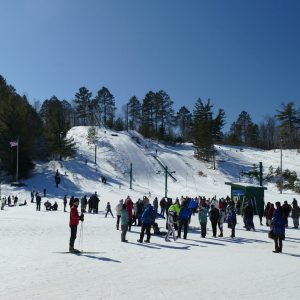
[0,74,299,178]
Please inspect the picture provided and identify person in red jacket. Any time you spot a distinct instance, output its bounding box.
[69,198,83,252]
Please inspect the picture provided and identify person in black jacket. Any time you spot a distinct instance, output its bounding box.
[36,194,41,211]
[209,204,220,237]
[282,201,291,228]
[244,203,255,231]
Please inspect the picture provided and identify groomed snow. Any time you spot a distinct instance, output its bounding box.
[0,126,299,300]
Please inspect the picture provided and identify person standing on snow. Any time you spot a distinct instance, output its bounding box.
[282,201,291,228]
[36,193,41,211]
[291,200,300,228]
[116,200,123,230]
[125,196,133,231]
[209,204,220,237]
[198,205,208,238]
[227,203,237,238]
[165,210,177,242]
[218,207,226,237]
[63,195,67,212]
[272,202,285,253]
[137,198,154,243]
[120,204,129,242]
[69,198,84,252]
[105,202,114,218]
[178,201,191,239]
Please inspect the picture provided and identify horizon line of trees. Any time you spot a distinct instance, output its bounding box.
[1,74,300,178]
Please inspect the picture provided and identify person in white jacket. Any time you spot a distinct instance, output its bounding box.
[165,211,177,242]
[115,199,123,230]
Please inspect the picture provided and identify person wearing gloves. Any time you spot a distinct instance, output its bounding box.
[69,198,84,252]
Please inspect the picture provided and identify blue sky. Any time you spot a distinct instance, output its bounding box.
[0,0,299,129]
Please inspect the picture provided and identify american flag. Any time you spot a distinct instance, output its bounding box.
[10,141,18,147]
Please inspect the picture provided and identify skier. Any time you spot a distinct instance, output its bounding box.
[116,200,123,230]
[54,170,61,188]
[137,198,154,243]
[272,202,285,253]
[120,203,129,242]
[198,205,208,238]
[69,198,84,252]
[63,195,67,212]
[43,188,47,197]
[209,204,220,237]
[31,190,34,203]
[153,197,158,214]
[52,201,58,211]
[105,202,114,218]
[266,203,275,227]
[165,209,177,242]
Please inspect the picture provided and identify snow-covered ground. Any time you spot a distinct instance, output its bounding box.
[0,126,299,300]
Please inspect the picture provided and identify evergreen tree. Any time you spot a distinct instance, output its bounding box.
[276,102,300,148]
[140,91,156,138]
[42,96,76,160]
[0,76,42,177]
[155,90,174,140]
[127,96,141,130]
[176,106,193,142]
[74,87,92,125]
[94,87,116,128]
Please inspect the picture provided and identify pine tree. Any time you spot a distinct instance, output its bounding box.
[74,87,92,125]
[42,96,76,160]
[127,96,141,130]
[140,91,156,138]
[176,106,193,142]
[276,102,300,148]
[94,87,116,128]
[0,78,42,177]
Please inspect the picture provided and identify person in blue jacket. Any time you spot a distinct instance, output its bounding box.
[178,201,191,239]
[137,198,155,243]
[272,202,285,253]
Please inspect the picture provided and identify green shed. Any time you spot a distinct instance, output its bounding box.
[225,182,267,215]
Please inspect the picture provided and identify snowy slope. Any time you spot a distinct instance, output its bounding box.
[1,126,300,300]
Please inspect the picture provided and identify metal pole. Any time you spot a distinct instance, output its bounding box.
[16,136,19,182]
[259,162,263,187]
[94,144,97,165]
[165,166,168,198]
[130,163,132,189]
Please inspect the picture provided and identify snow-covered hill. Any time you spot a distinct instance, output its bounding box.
[5,126,299,204]
[1,126,300,300]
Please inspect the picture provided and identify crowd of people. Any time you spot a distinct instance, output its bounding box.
[108,195,299,254]
[1,185,298,254]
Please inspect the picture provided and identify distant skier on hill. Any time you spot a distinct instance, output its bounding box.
[54,170,61,188]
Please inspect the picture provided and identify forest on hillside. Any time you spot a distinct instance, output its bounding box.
[0,74,299,178]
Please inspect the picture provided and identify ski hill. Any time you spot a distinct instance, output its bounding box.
[4,126,298,204]
[1,126,300,300]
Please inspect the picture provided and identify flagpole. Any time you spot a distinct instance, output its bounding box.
[16,136,19,182]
